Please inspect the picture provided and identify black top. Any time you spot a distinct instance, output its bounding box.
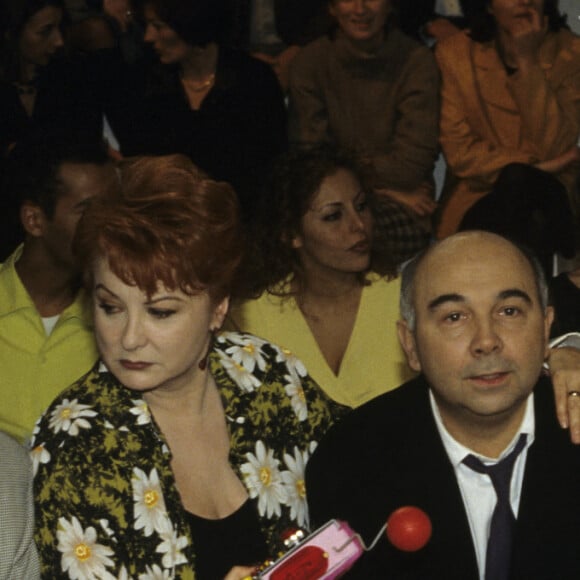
[105,47,287,218]
[306,375,580,579]
[0,55,104,159]
[550,272,580,337]
[186,499,269,580]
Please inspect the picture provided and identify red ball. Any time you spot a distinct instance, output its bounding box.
[386,506,432,552]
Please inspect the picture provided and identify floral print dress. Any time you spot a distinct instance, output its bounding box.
[32,332,342,579]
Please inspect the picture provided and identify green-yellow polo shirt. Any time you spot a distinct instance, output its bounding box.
[0,246,98,442]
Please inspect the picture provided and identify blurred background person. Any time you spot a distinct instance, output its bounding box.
[435,0,580,238]
[0,0,104,160]
[288,0,440,262]
[105,0,287,219]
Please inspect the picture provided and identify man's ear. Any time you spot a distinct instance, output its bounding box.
[543,306,555,359]
[20,202,47,238]
[396,319,422,372]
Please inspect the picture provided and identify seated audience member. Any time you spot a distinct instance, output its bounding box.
[228,147,414,408]
[105,0,287,218]
[32,155,339,579]
[288,0,439,259]
[225,0,330,91]
[0,431,40,579]
[0,0,104,159]
[307,231,580,578]
[0,136,115,442]
[0,0,107,249]
[435,0,580,238]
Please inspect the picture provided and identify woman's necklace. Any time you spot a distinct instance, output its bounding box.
[180,73,216,93]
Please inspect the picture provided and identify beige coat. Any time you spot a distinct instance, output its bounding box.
[435,29,580,238]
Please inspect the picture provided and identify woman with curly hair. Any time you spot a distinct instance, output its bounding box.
[229,147,415,408]
[32,154,339,580]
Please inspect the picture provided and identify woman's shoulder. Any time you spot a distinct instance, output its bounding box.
[31,363,143,448]
[214,330,297,372]
[213,330,318,395]
[435,30,475,63]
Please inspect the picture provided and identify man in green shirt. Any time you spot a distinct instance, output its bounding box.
[0,136,116,442]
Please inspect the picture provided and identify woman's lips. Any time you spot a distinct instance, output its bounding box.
[350,239,371,253]
[120,360,152,370]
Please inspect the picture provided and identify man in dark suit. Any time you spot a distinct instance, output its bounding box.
[306,231,580,579]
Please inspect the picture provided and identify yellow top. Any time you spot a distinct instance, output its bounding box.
[0,246,98,442]
[228,275,414,407]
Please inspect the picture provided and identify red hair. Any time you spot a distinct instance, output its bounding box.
[74,155,243,302]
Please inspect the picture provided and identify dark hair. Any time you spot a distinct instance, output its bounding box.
[74,154,243,303]
[4,129,110,219]
[236,146,395,299]
[0,0,64,81]
[469,0,567,42]
[143,0,227,47]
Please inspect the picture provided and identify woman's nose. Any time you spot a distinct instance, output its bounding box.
[121,316,147,351]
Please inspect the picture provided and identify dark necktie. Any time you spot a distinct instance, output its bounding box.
[463,434,527,580]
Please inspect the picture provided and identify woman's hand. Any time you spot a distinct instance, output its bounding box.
[500,8,547,70]
[223,565,257,580]
[535,147,580,174]
[549,347,580,444]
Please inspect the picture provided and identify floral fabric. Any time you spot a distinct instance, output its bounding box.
[32,332,341,579]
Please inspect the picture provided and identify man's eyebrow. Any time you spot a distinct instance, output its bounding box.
[497,289,532,304]
[428,293,464,311]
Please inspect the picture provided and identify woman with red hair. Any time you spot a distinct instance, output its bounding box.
[31,154,338,580]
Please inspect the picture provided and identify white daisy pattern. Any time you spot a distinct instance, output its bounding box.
[138,564,172,580]
[284,374,308,422]
[281,447,309,529]
[129,400,151,426]
[218,351,262,393]
[116,566,131,580]
[241,440,287,519]
[30,443,50,476]
[155,523,188,570]
[57,516,116,580]
[132,468,169,537]
[275,346,308,378]
[224,335,268,374]
[48,399,98,436]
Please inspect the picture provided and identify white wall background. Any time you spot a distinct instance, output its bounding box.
[560,0,580,35]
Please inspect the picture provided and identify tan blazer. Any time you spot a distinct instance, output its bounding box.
[435,29,580,238]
